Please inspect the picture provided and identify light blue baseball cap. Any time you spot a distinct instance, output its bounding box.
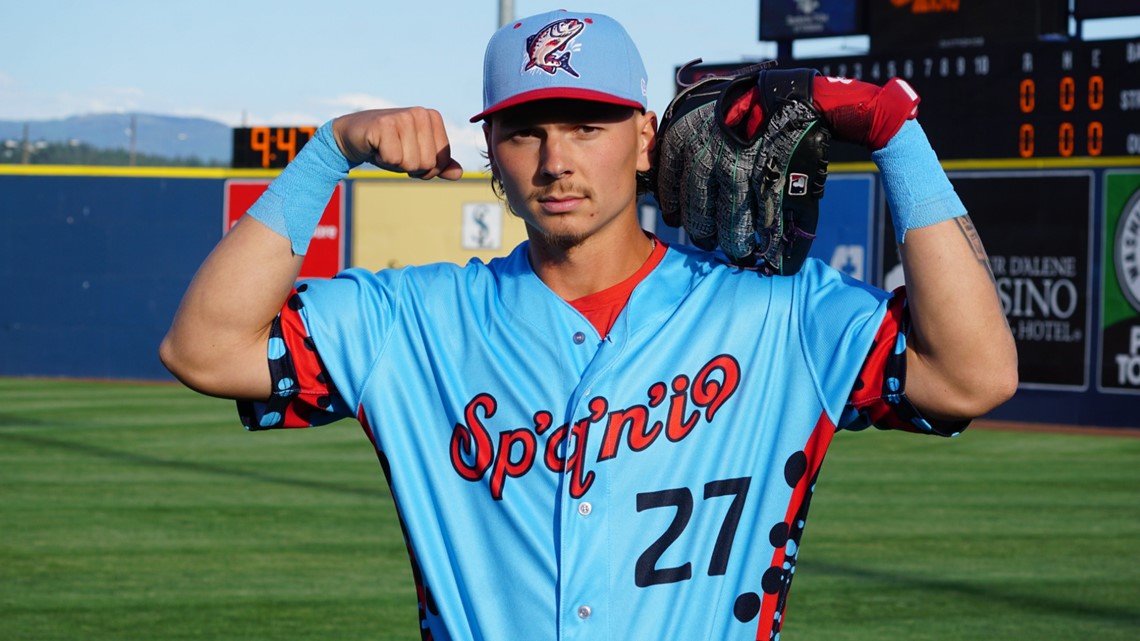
[470,10,649,122]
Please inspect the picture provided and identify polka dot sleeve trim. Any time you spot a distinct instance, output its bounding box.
[841,288,970,437]
[237,286,350,431]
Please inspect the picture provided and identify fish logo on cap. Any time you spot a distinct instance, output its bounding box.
[524,18,587,77]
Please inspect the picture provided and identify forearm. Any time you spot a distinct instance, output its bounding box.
[876,121,1018,419]
[899,218,1017,419]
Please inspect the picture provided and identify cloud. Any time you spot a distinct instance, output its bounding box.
[316,93,401,113]
[83,86,146,114]
[0,81,155,122]
[309,93,489,174]
[449,123,488,174]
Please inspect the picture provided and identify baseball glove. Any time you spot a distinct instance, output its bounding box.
[654,65,831,275]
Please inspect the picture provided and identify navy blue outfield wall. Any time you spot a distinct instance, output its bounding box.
[1,173,229,380]
[3,165,1140,430]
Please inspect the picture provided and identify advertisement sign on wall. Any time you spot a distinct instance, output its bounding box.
[760,0,865,40]
[1098,171,1140,394]
[223,180,345,279]
[881,172,1094,390]
[867,0,1068,52]
[1074,0,1137,19]
[814,174,876,282]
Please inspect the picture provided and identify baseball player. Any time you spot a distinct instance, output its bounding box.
[161,9,1017,641]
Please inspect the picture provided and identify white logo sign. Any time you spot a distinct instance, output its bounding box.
[1114,189,1140,313]
[830,244,864,281]
[795,0,821,14]
[462,203,504,250]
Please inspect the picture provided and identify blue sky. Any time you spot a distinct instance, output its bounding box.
[1,1,1137,169]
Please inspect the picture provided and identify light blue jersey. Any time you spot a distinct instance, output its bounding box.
[241,241,958,641]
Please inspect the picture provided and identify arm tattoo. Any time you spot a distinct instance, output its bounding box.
[954,215,996,285]
[954,216,1011,332]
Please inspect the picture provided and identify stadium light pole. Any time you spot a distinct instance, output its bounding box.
[128,114,137,166]
[20,123,30,164]
[499,0,513,27]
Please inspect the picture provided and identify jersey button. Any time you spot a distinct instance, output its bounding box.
[572,331,586,344]
[578,501,592,516]
[577,605,592,619]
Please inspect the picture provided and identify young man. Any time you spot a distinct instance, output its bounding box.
[161,9,1016,641]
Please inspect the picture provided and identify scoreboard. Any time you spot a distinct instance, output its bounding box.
[678,37,1140,162]
[232,126,317,169]
[810,38,1138,161]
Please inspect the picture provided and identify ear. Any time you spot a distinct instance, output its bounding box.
[636,111,657,173]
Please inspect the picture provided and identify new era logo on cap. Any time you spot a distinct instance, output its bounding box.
[470,10,649,122]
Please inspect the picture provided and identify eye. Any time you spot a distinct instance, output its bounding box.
[507,127,540,141]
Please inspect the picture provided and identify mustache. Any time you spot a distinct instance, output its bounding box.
[530,183,594,202]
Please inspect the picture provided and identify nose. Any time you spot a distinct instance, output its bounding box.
[539,136,572,180]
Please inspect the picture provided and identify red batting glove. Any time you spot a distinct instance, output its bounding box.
[719,72,920,151]
[811,76,920,151]
[721,86,765,142]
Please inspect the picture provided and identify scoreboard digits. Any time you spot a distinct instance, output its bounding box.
[807,38,1137,161]
[1014,49,1106,158]
[232,126,317,169]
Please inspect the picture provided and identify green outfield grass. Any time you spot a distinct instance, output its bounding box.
[1,378,1138,640]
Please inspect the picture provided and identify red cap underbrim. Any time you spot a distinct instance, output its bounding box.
[470,88,645,122]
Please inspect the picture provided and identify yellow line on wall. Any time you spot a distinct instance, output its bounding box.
[3,157,1136,180]
[0,164,494,180]
[0,165,276,179]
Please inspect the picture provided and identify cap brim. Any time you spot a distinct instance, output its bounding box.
[470,88,645,122]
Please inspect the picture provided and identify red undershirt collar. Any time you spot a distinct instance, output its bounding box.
[568,235,668,338]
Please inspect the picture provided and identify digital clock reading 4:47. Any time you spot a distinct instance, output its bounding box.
[231,126,317,168]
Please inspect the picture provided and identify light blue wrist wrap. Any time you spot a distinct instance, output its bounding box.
[872,120,966,244]
[246,120,358,255]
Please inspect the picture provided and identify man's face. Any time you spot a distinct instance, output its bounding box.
[485,99,655,250]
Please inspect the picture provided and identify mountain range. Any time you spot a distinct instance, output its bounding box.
[0,113,232,163]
